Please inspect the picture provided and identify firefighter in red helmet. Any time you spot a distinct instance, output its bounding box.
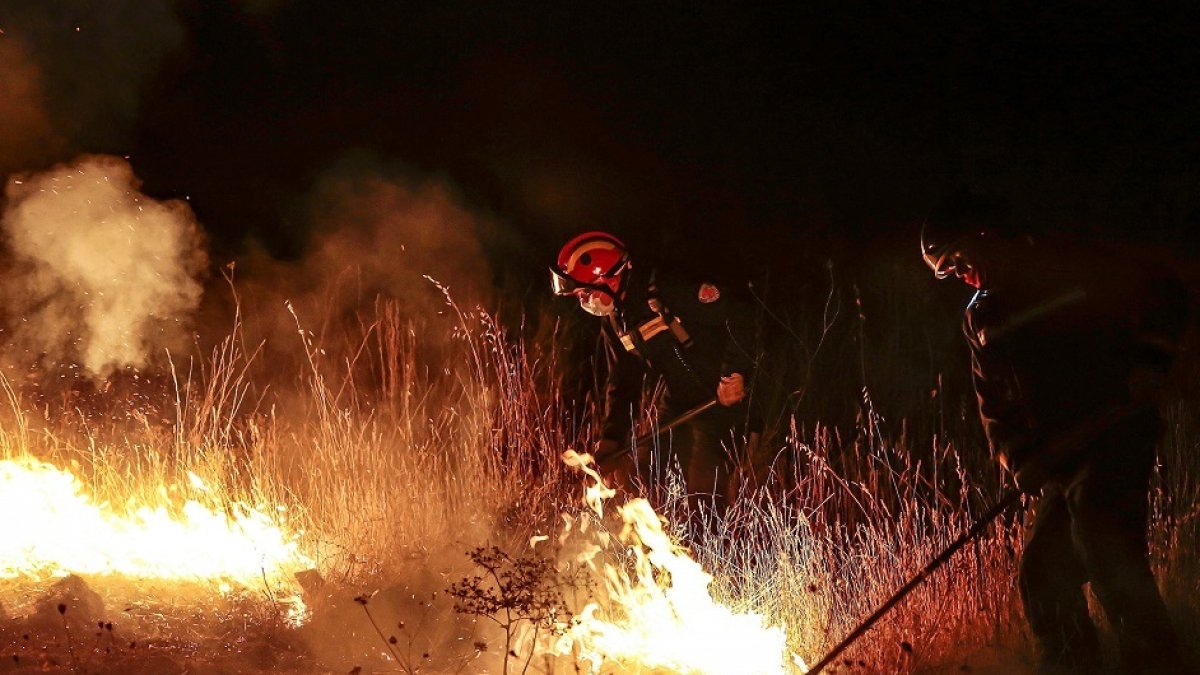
[550,232,630,318]
[552,231,762,514]
[923,188,1189,674]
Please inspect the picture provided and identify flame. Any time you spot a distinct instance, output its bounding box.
[546,451,808,674]
[0,457,311,623]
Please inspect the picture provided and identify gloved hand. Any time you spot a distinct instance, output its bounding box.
[717,372,746,407]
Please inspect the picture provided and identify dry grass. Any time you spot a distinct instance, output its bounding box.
[0,286,1193,674]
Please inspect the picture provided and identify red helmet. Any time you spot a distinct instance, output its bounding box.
[550,231,630,296]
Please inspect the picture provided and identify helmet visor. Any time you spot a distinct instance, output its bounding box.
[921,236,971,280]
[550,267,580,295]
[551,265,624,297]
[923,247,954,279]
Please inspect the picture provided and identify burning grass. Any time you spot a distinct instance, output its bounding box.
[0,293,1193,673]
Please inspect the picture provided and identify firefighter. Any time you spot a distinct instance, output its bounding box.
[551,231,762,513]
[922,188,1189,674]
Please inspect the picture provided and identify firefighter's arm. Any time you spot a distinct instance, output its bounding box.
[720,291,757,374]
[714,284,758,405]
[594,332,643,488]
[972,362,1037,489]
[966,325,1035,484]
[599,329,643,449]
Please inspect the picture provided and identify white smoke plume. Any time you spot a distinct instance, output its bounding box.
[0,155,207,378]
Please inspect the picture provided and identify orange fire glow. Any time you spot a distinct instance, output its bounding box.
[542,451,808,674]
[0,457,312,624]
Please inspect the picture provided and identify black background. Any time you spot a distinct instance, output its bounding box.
[2,0,1198,449]
[120,2,1200,272]
[5,3,1200,412]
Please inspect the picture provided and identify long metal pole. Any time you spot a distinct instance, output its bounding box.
[632,397,719,450]
[806,401,1143,674]
[592,398,720,467]
[806,488,1022,674]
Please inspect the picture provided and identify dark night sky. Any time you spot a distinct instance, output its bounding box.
[1,1,1198,434]
[7,1,1200,279]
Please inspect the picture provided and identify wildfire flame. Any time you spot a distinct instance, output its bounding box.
[545,450,808,674]
[0,457,312,623]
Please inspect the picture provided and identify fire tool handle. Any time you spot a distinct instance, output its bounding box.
[805,488,1022,675]
[623,397,720,455]
[592,398,720,468]
[806,400,1147,674]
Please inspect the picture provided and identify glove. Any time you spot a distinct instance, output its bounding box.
[717,373,746,407]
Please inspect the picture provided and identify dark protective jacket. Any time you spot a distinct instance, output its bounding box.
[599,270,759,443]
[963,243,1188,477]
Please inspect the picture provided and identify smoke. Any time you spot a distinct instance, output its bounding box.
[307,158,494,308]
[0,37,64,173]
[0,155,207,378]
[239,153,495,344]
[0,1,184,173]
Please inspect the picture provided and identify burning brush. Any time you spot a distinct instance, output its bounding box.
[0,457,313,626]
[532,450,808,674]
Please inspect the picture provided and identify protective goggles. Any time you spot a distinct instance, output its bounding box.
[549,256,628,296]
[921,239,967,280]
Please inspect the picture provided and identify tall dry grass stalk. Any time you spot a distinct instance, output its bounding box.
[0,283,1192,673]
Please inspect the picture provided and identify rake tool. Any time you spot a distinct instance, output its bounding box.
[594,397,720,467]
[806,401,1149,674]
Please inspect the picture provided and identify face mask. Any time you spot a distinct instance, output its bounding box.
[579,291,615,317]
